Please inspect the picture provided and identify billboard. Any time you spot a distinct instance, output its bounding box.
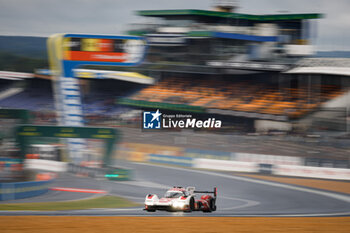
[63,35,147,64]
[47,33,146,164]
[48,33,147,77]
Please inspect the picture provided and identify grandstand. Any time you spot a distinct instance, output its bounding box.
[116,2,349,132]
[0,1,349,173]
[0,2,349,133]
[128,75,345,119]
[0,79,53,111]
[0,2,348,133]
[0,76,141,121]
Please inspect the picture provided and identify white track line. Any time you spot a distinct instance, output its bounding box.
[114,180,170,190]
[221,196,260,211]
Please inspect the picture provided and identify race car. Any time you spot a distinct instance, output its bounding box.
[144,186,217,212]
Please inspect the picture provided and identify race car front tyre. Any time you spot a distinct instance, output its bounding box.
[189,197,195,211]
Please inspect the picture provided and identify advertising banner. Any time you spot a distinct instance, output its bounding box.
[185,148,231,160]
[275,165,350,180]
[62,35,146,65]
[24,159,67,172]
[148,154,193,167]
[194,158,258,173]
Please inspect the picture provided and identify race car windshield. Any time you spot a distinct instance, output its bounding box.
[164,191,183,198]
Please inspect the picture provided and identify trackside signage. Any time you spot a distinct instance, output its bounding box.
[47,33,146,163]
[143,109,222,130]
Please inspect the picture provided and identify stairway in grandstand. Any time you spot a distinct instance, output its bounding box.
[303,89,350,131]
[0,85,54,111]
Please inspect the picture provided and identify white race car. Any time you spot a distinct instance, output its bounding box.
[144,186,217,212]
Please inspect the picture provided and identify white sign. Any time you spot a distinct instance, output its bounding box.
[275,165,350,180]
[194,158,258,173]
[25,159,67,172]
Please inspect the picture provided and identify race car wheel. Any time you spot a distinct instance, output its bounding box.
[209,199,216,211]
[189,197,195,211]
[197,201,202,211]
[146,209,156,212]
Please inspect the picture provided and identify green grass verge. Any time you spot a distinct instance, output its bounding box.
[0,195,140,211]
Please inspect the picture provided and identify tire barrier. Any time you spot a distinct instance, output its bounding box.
[0,179,53,201]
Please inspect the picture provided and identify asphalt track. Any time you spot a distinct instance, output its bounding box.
[1,161,350,216]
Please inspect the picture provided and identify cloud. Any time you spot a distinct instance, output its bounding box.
[238,0,350,50]
[0,0,349,50]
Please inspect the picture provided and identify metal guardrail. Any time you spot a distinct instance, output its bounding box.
[67,163,107,178]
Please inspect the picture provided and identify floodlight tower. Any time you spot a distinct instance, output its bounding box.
[212,0,239,12]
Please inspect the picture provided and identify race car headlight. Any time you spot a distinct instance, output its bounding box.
[172,202,185,208]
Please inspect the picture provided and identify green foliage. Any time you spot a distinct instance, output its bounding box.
[0,36,47,59]
[0,51,48,72]
[0,195,139,211]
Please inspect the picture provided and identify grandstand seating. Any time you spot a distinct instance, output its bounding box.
[0,88,54,111]
[0,76,345,120]
[130,77,346,118]
[0,79,128,117]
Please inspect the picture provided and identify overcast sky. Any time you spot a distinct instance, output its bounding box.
[0,0,349,51]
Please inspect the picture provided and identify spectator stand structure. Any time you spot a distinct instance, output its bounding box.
[47,34,147,163]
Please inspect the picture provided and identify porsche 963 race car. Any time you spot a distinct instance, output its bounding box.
[144,186,217,212]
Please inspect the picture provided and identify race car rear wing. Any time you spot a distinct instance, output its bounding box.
[194,187,217,198]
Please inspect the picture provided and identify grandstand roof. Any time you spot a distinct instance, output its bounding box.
[296,58,350,68]
[0,71,33,80]
[137,9,322,21]
[73,69,155,84]
[286,58,350,76]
